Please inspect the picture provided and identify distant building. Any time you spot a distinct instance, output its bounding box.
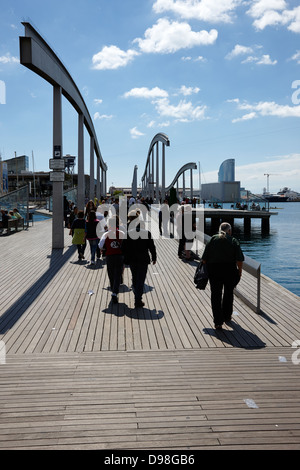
[4,155,29,174]
[0,161,8,195]
[201,158,240,203]
[218,158,235,182]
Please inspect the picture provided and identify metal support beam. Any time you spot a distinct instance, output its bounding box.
[156,144,159,203]
[77,113,84,210]
[132,165,138,198]
[161,144,166,202]
[52,85,64,249]
[89,135,94,200]
[97,162,100,201]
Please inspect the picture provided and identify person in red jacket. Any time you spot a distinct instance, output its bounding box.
[99,216,126,303]
[122,210,157,308]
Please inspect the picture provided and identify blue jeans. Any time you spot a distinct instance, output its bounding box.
[88,239,99,262]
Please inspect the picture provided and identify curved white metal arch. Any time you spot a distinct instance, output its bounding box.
[20,22,107,173]
[165,162,197,193]
[19,22,107,248]
[141,133,170,202]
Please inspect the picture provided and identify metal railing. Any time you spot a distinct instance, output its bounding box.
[151,205,261,314]
[0,186,30,228]
[47,187,78,212]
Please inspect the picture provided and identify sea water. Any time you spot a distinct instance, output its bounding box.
[224,202,300,297]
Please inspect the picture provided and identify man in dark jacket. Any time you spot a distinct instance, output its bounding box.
[202,222,244,329]
[122,210,157,308]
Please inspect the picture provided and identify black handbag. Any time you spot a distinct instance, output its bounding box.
[194,261,208,290]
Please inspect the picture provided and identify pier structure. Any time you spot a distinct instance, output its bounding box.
[19,22,107,249]
[194,207,276,234]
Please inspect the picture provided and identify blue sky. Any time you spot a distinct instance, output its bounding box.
[1,0,300,194]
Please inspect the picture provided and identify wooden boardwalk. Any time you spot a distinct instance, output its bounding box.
[1,218,300,450]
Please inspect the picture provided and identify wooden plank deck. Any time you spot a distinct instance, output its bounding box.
[1,218,300,450]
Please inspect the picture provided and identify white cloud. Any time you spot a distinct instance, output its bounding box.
[226,44,254,59]
[94,98,103,105]
[247,1,300,33]
[226,44,276,65]
[247,0,287,18]
[0,53,19,64]
[130,127,145,139]
[231,98,300,122]
[153,0,242,23]
[287,6,300,33]
[82,86,89,97]
[153,97,207,122]
[255,101,300,117]
[158,120,171,127]
[181,55,207,62]
[256,54,277,65]
[290,50,300,64]
[94,112,113,120]
[232,112,257,123]
[178,85,200,96]
[92,8,218,70]
[123,87,168,99]
[241,55,259,64]
[124,86,206,123]
[195,55,207,62]
[147,119,170,128]
[133,18,218,54]
[92,45,140,70]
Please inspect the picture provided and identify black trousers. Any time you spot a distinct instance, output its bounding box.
[129,263,148,302]
[207,263,237,326]
[76,243,86,257]
[106,254,124,295]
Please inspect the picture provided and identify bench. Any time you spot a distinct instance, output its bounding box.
[6,218,25,234]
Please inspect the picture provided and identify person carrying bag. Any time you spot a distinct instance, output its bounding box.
[201,222,244,329]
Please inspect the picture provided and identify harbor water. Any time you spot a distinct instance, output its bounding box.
[224,202,300,298]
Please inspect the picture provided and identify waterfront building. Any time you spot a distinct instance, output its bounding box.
[201,158,240,203]
[218,158,235,182]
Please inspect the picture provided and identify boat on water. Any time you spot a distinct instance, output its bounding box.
[263,193,289,202]
[260,187,300,202]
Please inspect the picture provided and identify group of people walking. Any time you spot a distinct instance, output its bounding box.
[70,200,156,308]
[69,198,244,328]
